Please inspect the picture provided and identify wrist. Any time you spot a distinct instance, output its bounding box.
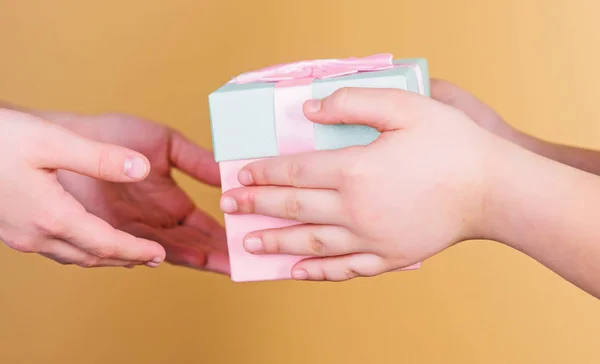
[476,135,540,245]
[478,135,597,250]
[455,131,516,243]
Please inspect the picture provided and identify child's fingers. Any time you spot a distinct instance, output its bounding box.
[243,224,360,256]
[220,187,346,225]
[238,149,354,189]
[291,253,389,281]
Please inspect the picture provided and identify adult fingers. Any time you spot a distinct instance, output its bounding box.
[121,223,230,275]
[182,208,227,241]
[170,131,221,186]
[303,87,437,132]
[430,78,500,124]
[243,224,361,257]
[220,187,346,225]
[165,225,230,274]
[39,238,139,267]
[41,196,166,264]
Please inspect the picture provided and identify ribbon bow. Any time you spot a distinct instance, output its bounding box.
[230,53,395,85]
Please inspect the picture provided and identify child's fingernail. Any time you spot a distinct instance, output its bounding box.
[292,269,308,280]
[220,196,238,213]
[243,237,263,253]
[124,156,147,179]
[151,257,163,264]
[145,261,160,268]
[304,99,321,113]
[238,169,254,185]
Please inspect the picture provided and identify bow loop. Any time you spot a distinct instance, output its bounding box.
[230,53,394,84]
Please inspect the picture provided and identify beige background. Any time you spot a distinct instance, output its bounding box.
[1,1,599,363]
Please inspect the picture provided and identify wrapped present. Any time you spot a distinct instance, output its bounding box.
[209,53,430,282]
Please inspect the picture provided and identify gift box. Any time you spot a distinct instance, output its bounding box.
[209,53,430,282]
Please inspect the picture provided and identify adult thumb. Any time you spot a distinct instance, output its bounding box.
[35,123,150,182]
[302,87,435,132]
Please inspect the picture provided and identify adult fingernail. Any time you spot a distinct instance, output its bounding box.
[144,257,163,268]
[243,237,263,253]
[304,99,321,113]
[124,156,147,179]
[292,269,308,280]
[220,196,238,213]
[238,169,254,185]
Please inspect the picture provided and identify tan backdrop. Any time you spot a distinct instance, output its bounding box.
[1,1,599,363]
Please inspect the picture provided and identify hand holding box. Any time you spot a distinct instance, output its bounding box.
[209,54,430,282]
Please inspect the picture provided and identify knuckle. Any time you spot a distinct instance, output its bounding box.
[240,191,256,213]
[7,235,39,253]
[284,160,302,186]
[343,268,360,280]
[307,232,326,255]
[310,267,326,281]
[35,216,64,238]
[24,127,54,161]
[261,234,280,254]
[33,202,74,238]
[330,87,351,111]
[92,244,118,259]
[78,257,103,268]
[283,192,302,219]
[248,165,265,185]
[340,152,366,185]
[384,90,403,106]
[96,145,117,180]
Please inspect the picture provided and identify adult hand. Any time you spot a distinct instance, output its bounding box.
[431,79,600,177]
[430,79,516,139]
[46,112,229,274]
[0,109,166,268]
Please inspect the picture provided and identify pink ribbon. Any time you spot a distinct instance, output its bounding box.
[222,54,424,280]
[229,53,395,85]
[229,54,421,155]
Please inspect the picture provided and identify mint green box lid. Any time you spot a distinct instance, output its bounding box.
[208,58,429,163]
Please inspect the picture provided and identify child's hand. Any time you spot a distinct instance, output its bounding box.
[219,87,503,281]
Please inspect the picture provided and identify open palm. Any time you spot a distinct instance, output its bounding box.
[44,112,229,274]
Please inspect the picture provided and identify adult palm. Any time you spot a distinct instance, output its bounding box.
[39,111,229,274]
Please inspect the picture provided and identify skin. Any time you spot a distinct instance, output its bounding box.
[220,86,600,298]
[431,79,600,176]
[0,104,228,274]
